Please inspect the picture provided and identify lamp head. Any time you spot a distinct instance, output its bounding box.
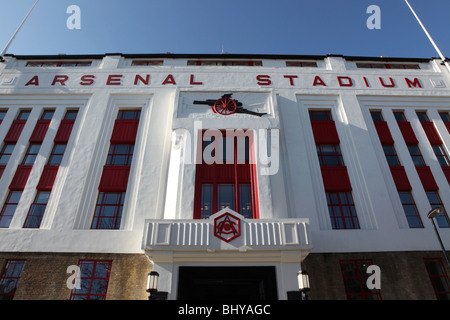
[428,207,444,219]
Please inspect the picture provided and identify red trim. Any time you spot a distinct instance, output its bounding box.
[110,119,139,144]
[54,119,75,143]
[421,121,443,145]
[389,166,412,191]
[445,122,450,134]
[9,165,32,190]
[0,165,5,179]
[98,166,130,191]
[310,120,340,144]
[321,166,352,191]
[397,121,418,144]
[3,120,26,143]
[36,165,59,191]
[416,166,438,191]
[442,166,450,184]
[29,119,51,143]
[373,121,394,144]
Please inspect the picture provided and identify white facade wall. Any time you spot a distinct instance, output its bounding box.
[0,53,449,298]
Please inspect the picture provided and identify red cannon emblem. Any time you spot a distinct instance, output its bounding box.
[214,212,241,242]
[194,94,266,117]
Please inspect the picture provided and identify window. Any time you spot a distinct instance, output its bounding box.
[407,145,426,166]
[316,144,344,166]
[0,144,15,165]
[21,144,41,165]
[22,191,50,228]
[356,62,420,69]
[393,111,407,122]
[131,60,163,66]
[64,110,79,120]
[440,111,450,122]
[309,110,332,121]
[340,259,381,300]
[117,109,141,120]
[0,260,26,300]
[370,111,384,122]
[187,60,262,66]
[0,191,22,228]
[382,145,401,166]
[16,110,30,121]
[326,192,359,229]
[286,61,317,67]
[26,61,92,67]
[432,145,450,166]
[416,111,430,122]
[195,130,257,219]
[424,258,450,300]
[70,260,112,300]
[0,110,6,124]
[91,192,125,229]
[398,191,423,228]
[426,191,450,228]
[40,110,54,120]
[47,144,67,166]
[106,144,134,166]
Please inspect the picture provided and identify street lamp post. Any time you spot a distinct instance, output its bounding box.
[427,207,450,269]
[297,270,310,300]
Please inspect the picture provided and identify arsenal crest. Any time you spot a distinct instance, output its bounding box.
[213,212,241,243]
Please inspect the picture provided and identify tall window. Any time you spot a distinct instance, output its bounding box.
[382,145,401,166]
[424,258,450,300]
[316,144,344,166]
[432,145,450,167]
[0,110,6,125]
[340,259,381,300]
[407,145,426,166]
[22,191,50,228]
[0,144,14,165]
[0,260,26,300]
[398,191,423,228]
[194,130,257,219]
[91,192,125,229]
[326,192,359,229]
[21,144,41,165]
[106,144,134,166]
[70,260,112,300]
[0,191,22,228]
[426,191,450,228]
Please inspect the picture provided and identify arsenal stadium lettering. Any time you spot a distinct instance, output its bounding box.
[22,73,424,89]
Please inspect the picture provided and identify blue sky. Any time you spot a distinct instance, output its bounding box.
[1,0,450,58]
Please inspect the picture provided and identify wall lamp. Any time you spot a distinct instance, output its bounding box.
[147,271,168,300]
[427,207,450,268]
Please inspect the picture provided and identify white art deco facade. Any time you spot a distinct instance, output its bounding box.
[0,53,449,300]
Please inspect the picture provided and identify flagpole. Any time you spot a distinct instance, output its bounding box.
[404,0,450,73]
[1,0,40,57]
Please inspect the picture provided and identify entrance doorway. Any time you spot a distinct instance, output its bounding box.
[177,266,278,300]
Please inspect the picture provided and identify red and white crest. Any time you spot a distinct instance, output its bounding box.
[213,212,241,243]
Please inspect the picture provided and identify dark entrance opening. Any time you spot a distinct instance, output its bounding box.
[177,266,278,300]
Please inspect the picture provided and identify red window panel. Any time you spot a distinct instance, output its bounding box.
[70,260,112,299]
[53,119,75,143]
[445,122,450,134]
[416,166,438,191]
[320,166,352,192]
[389,166,412,191]
[373,121,394,144]
[0,165,5,179]
[339,259,381,300]
[424,258,450,300]
[0,260,26,300]
[98,166,130,192]
[110,120,140,144]
[442,166,450,185]
[29,120,51,143]
[3,120,27,143]
[36,165,60,191]
[421,122,443,145]
[9,165,32,191]
[310,120,340,144]
[397,121,419,144]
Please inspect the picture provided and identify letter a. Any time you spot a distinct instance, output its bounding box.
[366,265,381,290]
[66,5,81,30]
[366,5,381,30]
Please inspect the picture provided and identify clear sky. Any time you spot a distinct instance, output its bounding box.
[1,0,450,58]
